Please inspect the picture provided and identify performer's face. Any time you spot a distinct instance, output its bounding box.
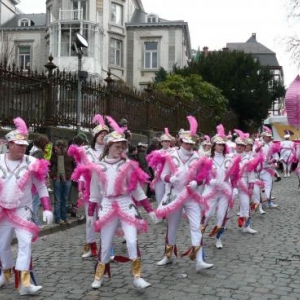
[8,142,27,160]
[181,141,193,152]
[214,143,225,153]
[236,144,245,154]
[108,142,127,159]
[96,131,108,145]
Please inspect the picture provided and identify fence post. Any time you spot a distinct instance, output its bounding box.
[104,70,114,116]
[44,54,57,126]
[144,83,153,130]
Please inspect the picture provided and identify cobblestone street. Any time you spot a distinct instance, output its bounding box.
[1,174,300,300]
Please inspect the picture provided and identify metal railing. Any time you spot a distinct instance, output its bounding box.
[59,9,84,21]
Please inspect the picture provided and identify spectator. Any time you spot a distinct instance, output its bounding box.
[49,139,75,225]
[118,118,132,140]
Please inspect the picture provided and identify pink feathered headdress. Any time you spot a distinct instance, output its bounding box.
[92,114,109,136]
[5,117,29,145]
[104,116,127,145]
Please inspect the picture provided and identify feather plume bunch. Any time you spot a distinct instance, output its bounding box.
[13,117,28,135]
[105,116,124,134]
[234,129,246,139]
[92,114,105,126]
[216,124,226,137]
[262,125,272,134]
[187,116,198,136]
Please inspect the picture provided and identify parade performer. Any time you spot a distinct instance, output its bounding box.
[69,114,109,258]
[226,131,236,154]
[87,116,156,289]
[198,135,212,157]
[280,134,295,177]
[245,137,265,215]
[0,117,53,296]
[146,128,175,205]
[255,126,280,208]
[234,130,258,233]
[155,116,213,271]
[201,124,240,249]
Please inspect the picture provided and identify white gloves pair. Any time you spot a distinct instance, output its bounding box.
[43,210,54,225]
[187,180,198,191]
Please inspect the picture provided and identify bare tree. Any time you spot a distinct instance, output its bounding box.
[0,33,15,65]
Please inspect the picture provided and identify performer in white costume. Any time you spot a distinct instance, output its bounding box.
[280,134,295,177]
[198,135,212,157]
[146,128,174,205]
[0,117,53,296]
[233,130,257,234]
[201,124,240,249]
[155,116,213,271]
[255,126,280,208]
[226,131,236,154]
[69,114,109,258]
[88,116,156,289]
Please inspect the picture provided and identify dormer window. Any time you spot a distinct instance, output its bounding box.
[19,18,31,27]
[146,14,158,23]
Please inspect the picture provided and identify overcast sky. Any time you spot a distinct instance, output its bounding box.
[16,0,299,88]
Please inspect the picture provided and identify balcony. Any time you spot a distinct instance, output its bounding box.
[59,9,85,21]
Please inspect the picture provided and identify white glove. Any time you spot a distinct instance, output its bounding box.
[170,175,181,186]
[87,216,94,227]
[209,179,217,186]
[148,212,159,224]
[187,180,197,191]
[43,210,53,225]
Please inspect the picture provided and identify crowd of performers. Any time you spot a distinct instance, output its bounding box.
[1,114,299,296]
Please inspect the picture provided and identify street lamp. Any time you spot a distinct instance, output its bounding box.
[72,33,88,133]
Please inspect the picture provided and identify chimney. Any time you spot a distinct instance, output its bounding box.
[202,46,209,56]
[252,33,256,40]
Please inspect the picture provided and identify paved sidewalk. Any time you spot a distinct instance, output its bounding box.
[2,174,300,300]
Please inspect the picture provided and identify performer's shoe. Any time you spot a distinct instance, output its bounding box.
[91,278,104,289]
[0,271,6,288]
[268,201,279,208]
[259,204,266,215]
[19,284,42,296]
[82,243,92,258]
[242,226,257,234]
[133,277,151,289]
[157,256,172,266]
[288,172,291,177]
[195,261,214,271]
[215,238,223,249]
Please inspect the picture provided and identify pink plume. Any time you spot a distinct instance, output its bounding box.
[105,116,124,134]
[92,114,105,126]
[216,124,225,137]
[263,125,271,134]
[204,135,210,142]
[13,117,28,135]
[234,129,246,139]
[244,133,249,138]
[187,116,198,136]
[164,128,170,135]
[246,152,264,172]
[228,130,232,135]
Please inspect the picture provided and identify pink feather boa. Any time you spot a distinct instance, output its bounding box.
[246,153,264,172]
[115,160,149,195]
[187,156,212,184]
[18,159,49,190]
[68,144,90,165]
[225,155,241,186]
[94,201,148,235]
[146,150,167,189]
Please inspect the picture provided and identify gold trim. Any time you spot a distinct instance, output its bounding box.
[131,258,141,278]
[188,246,201,261]
[3,269,11,283]
[166,244,173,260]
[83,243,90,253]
[20,271,30,287]
[95,263,105,281]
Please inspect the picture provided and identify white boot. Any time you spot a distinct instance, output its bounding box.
[0,270,6,288]
[242,226,257,234]
[91,278,104,289]
[19,284,42,296]
[195,247,213,272]
[215,238,223,249]
[157,256,172,266]
[268,201,278,208]
[82,249,92,258]
[133,277,151,289]
[258,204,265,215]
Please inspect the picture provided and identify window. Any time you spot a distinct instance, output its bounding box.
[146,14,158,23]
[19,18,31,27]
[111,3,123,26]
[110,38,122,66]
[72,0,87,20]
[18,46,31,70]
[144,42,158,69]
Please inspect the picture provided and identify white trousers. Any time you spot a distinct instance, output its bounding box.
[203,187,230,227]
[259,171,273,199]
[166,199,202,246]
[238,190,250,218]
[252,184,261,204]
[0,207,33,270]
[100,218,137,264]
[154,180,165,205]
[84,203,97,243]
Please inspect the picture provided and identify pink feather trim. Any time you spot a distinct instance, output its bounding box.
[106,116,124,134]
[234,129,246,139]
[187,116,198,136]
[226,155,241,185]
[68,144,89,165]
[263,125,272,134]
[204,135,210,142]
[13,117,28,135]
[187,156,212,184]
[246,153,264,172]
[92,114,105,126]
[94,201,148,234]
[164,127,170,135]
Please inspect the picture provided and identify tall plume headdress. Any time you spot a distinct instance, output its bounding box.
[5,117,29,145]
